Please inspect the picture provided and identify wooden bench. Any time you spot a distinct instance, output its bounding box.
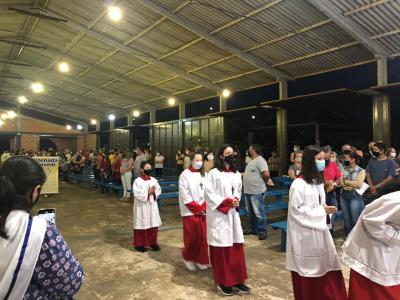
[270,221,288,252]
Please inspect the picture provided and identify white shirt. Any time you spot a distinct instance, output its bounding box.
[204,168,244,247]
[179,169,207,217]
[154,155,164,169]
[132,176,162,229]
[286,178,342,277]
[342,192,400,286]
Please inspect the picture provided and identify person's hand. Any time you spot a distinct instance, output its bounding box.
[148,186,156,194]
[232,198,240,208]
[324,205,337,215]
[370,185,378,196]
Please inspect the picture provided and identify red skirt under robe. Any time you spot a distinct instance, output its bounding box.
[209,243,248,287]
[291,270,347,300]
[133,227,158,247]
[349,269,400,300]
[182,215,209,265]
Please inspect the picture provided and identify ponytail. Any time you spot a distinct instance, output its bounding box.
[0,176,17,238]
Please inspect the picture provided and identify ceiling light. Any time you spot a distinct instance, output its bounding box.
[66,124,72,130]
[222,88,231,98]
[168,97,176,106]
[1,113,8,120]
[7,111,16,119]
[31,82,44,93]
[251,115,256,119]
[209,106,213,111]
[132,110,140,118]
[77,124,83,130]
[108,6,122,21]
[18,96,28,104]
[58,62,70,73]
[108,114,115,121]
[90,119,97,125]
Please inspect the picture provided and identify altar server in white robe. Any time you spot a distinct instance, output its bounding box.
[132,161,162,252]
[343,191,400,300]
[179,151,209,271]
[286,145,347,300]
[205,144,250,297]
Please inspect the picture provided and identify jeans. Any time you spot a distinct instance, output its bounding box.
[340,190,364,236]
[244,192,267,234]
[326,191,338,207]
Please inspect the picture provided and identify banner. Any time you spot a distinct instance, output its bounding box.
[34,156,59,194]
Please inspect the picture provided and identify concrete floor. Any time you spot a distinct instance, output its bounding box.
[36,183,350,300]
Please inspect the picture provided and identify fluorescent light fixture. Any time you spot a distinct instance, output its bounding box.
[108,6,122,21]
[31,82,44,93]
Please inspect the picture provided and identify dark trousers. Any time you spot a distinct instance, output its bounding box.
[155,168,163,177]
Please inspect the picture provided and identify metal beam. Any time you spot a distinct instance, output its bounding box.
[138,0,292,80]
[306,0,391,57]
[276,79,288,175]
[47,9,222,93]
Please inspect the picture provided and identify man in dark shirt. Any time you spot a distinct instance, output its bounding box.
[365,142,397,203]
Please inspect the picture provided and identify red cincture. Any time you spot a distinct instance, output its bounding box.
[189,166,200,172]
[140,174,151,181]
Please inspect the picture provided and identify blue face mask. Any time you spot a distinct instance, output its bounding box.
[315,159,326,172]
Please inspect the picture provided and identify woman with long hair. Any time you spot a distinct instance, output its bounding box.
[179,151,209,271]
[286,145,346,300]
[0,156,84,299]
[205,144,250,296]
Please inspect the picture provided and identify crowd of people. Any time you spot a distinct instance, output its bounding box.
[1,139,400,299]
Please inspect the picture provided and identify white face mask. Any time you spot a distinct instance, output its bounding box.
[391,152,397,158]
[192,161,203,170]
[207,154,214,161]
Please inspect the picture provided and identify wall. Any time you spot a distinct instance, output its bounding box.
[84,133,97,150]
[21,134,38,151]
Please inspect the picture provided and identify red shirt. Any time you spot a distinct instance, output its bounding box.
[323,161,341,182]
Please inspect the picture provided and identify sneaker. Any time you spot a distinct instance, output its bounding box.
[183,259,197,272]
[134,246,147,253]
[195,263,208,270]
[119,197,126,201]
[217,285,234,296]
[150,244,161,251]
[258,232,267,240]
[233,284,251,294]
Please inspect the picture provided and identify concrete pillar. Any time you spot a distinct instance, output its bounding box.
[110,119,115,130]
[315,124,320,146]
[373,56,391,145]
[95,121,100,132]
[127,113,133,126]
[149,109,156,124]
[219,95,227,112]
[16,104,21,149]
[277,80,288,176]
[179,102,186,119]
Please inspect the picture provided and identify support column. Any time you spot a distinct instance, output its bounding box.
[95,121,100,132]
[373,56,391,145]
[315,124,320,146]
[149,109,156,124]
[16,104,21,149]
[149,109,156,152]
[179,102,186,119]
[127,113,133,126]
[219,95,227,112]
[276,80,288,176]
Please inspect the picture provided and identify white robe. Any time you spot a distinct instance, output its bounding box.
[0,210,47,300]
[342,191,400,286]
[286,178,342,277]
[133,177,162,229]
[179,169,207,217]
[204,168,244,247]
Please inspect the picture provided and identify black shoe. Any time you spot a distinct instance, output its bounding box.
[217,285,234,296]
[243,230,257,235]
[134,246,147,252]
[233,284,251,294]
[150,244,161,251]
[258,232,267,240]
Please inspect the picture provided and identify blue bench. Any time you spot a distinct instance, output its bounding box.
[271,221,288,252]
[161,185,178,192]
[102,182,123,196]
[157,192,179,210]
[158,180,178,185]
[239,190,289,216]
[157,176,179,181]
[272,177,293,189]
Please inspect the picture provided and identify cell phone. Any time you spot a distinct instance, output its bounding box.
[37,208,56,225]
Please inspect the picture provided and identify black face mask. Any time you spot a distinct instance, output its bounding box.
[143,169,152,176]
[224,155,237,165]
[372,151,380,157]
[344,160,351,167]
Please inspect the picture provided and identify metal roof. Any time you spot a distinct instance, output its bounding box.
[0,0,398,123]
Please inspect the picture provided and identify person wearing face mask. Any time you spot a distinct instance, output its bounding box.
[179,152,209,272]
[322,146,341,216]
[154,151,165,178]
[183,147,192,170]
[340,151,365,236]
[288,152,303,180]
[132,161,162,252]
[363,141,376,166]
[205,144,250,296]
[365,142,397,204]
[204,151,215,173]
[243,144,270,240]
[386,147,399,169]
[290,145,302,164]
[286,145,346,300]
[0,156,84,299]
